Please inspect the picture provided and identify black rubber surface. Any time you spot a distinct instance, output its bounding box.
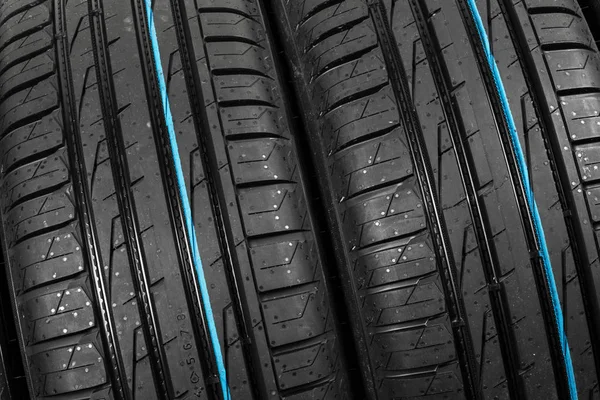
[0,0,600,399]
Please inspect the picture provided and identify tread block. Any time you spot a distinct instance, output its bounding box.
[0,51,54,100]
[0,0,43,24]
[239,183,308,236]
[331,128,412,201]
[371,314,453,355]
[574,143,600,182]
[10,226,85,292]
[561,94,600,142]
[273,334,340,389]
[312,47,387,114]
[531,12,593,47]
[262,282,332,346]
[0,2,50,51]
[207,42,273,76]
[284,0,337,27]
[0,29,53,76]
[229,138,296,184]
[2,149,69,207]
[4,184,74,243]
[23,287,95,344]
[354,236,437,290]
[363,275,445,327]
[0,77,57,135]
[250,234,319,292]
[200,12,265,44]
[296,0,368,52]
[322,85,399,153]
[546,49,600,92]
[215,75,277,105]
[31,341,106,395]
[0,111,63,173]
[341,179,426,249]
[304,19,378,79]
[220,104,282,137]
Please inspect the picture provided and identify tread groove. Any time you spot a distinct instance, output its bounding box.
[368,1,480,398]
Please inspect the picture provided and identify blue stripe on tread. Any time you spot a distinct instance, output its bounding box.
[142,1,231,398]
[464,1,577,398]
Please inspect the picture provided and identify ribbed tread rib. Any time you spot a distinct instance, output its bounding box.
[88,0,171,396]
[456,0,575,397]
[408,0,524,396]
[150,0,227,397]
[367,2,480,398]
[498,0,600,395]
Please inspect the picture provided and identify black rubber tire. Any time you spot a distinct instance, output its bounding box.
[266,0,600,399]
[0,0,351,398]
[1,0,600,399]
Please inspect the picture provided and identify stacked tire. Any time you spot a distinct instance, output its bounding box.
[0,0,599,398]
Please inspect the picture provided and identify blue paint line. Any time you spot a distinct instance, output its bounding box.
[464,1,577,398]
[143,2,230,399]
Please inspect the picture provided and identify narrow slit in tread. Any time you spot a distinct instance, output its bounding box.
[356,228,428,252]
[528,6,583,18]
[235,179,297,189]
[246,228,310,242]
[341,174,411,204]
[218,98,277,109]
[556,87,600,97]
[259,281,319,302]
[203,35,264,49]
[382,363,455,379]
[225,131,288,142]
[333,123,400,156]
[368,312,448,335]
[270,331,336,356]
[541,42,596,52]
[279,376,338,398]
[197,6,258,23]
[211,67,273,80]
[359,270,437,296]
